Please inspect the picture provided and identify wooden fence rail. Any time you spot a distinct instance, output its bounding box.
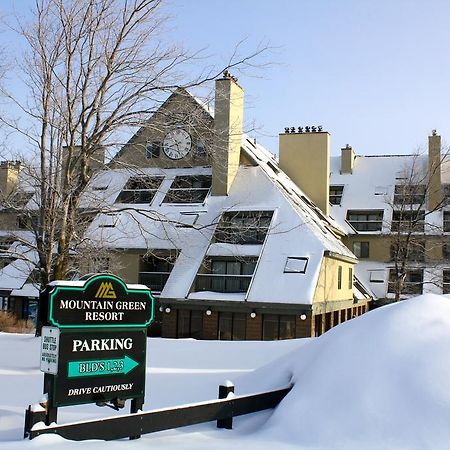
[26,384,292,441]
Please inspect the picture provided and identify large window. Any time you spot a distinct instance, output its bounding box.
[390,241,425,262]
[262,314,296,340]
[444,270,450,294]
[388,269,423,295]
[346,210,383,231]
[116,176,163,204]
[352,241,369,258]
[195,258,257,293]
[214,211,273,245]
[329,185,344,205]
[391,211,425,232]
[177,310,203,339]
[139,250,178,294]
[146,142,161,159]
[218,312,247,340]
[393,184,426,205]
[163,175,211,204]
[444,212,450,232]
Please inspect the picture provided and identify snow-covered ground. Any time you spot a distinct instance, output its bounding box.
[3,294,450,449]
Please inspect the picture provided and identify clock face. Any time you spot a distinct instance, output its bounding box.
[163,129,192,160]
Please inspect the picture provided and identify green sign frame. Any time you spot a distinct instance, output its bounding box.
[48,274,155,329]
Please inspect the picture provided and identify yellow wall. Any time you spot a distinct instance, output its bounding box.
[114,252,140,284]
[313,255,354,304]
[279,132,330,215]
[212,77,244,196]
[111,89,214,170]
[428,133,443,210]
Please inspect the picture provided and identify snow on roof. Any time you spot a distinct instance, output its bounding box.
[81,135,358,304]
[329,153,436,232]
[11,282,39,298]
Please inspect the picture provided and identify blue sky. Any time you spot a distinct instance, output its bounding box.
[3,0,450,157]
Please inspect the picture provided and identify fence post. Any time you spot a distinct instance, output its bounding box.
[217,381,234,429]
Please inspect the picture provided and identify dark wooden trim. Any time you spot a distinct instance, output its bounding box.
[159,298,312,314]
[28,386,292,441]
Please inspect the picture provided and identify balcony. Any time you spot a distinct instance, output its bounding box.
[387,281,423,295]
[195,274,252,293]
[139,272,170,294]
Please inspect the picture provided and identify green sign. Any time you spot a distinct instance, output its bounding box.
[68,356,139,378]
[48,274,154,329]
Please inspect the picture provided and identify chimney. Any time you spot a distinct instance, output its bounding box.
[341,144,355,174]
[428,129,443,210]
[0,160,21,196]
[279,127,330,216]
[211,71,244,196]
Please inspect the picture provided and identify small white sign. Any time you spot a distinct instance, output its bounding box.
[40,326,60,375]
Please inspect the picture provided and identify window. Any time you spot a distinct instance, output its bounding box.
[177,310,203,339]
[98,214,118,228]
[444,270,450,294]
[352,241,369,258]
[393,184,426,205]
[218,312,246,340]
[195,257,257,293]
[390,241,425,262]
[349,267,353,289]
[391,211,425,232]
[116,176,163,204]
[8,191,34,208]
[338,266,342,289]
[388,269,423,295]
[284,257,308,273]
[139,250,179,294]
[444,212,450,232]
[262,314,295,340]
[163,175,212,204]
[443,244,450,260]
[214,211,273,245]
[329,185,344,205]
[346,210,383,231]
[146,142,161,159]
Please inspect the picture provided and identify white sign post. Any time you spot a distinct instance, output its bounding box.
[40,326,60,375]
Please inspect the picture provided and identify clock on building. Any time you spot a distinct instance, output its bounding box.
[162,129,192,160]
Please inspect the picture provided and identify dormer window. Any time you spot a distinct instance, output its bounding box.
[214,211,273,245]
[163,175,211,204]
[393,184,425,205]
[116,176,163,204]
[329,185,344,205]
[346,210,383,231]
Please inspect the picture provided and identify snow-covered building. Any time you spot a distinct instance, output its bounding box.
[0,73,372,339]
[298,129,450,302]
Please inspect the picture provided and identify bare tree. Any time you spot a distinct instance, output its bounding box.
[386,150,448,301]
[0,0,267,286]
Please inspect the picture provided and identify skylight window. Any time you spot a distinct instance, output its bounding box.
[284,257,308,274]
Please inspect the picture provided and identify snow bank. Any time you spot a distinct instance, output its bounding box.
[236,293,450,450]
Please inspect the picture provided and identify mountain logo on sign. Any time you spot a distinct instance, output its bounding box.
[95,282,117,299]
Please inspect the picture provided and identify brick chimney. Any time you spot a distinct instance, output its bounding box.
[428,129,443,210]
[279,127,330,216]
[211,71,244,196]
[341,144,355,174]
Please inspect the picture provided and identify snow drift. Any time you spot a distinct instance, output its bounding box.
[237,293,450,450]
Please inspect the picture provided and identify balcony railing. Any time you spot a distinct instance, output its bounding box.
[139,272,171,293]
[387,281,423,295]
[195,274,252,293]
